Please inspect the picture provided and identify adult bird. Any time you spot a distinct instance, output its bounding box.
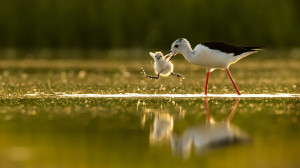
[167,38,262,95]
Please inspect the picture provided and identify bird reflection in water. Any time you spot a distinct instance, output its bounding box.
[149,98,250,159]
[149,113,174,145]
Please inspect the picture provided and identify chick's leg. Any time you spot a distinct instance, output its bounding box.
[147,73,160,79]
[171,72,184,80]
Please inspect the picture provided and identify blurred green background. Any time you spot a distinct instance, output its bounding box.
[0,0,299,51]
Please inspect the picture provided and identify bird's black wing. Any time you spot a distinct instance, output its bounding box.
[201,42,256,56]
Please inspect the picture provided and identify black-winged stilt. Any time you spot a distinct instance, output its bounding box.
[167,38,262,95]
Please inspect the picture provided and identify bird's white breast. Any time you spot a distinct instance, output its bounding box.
[154,60,173,76]
[190,44,235,69]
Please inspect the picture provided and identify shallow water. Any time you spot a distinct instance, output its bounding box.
[0,57,299,167]
[0,97,299,167]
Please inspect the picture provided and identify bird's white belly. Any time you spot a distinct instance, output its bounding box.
[154,62,173,76]
[190,47,234,69]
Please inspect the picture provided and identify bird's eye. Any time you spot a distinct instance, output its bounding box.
[175,45,179,48]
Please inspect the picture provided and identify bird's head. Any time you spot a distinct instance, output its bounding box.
[166,38,190,60]
[149,52,163,61]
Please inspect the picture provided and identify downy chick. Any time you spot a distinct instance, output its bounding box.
[147,52,184,80]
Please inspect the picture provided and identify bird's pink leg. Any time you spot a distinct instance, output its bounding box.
[205,97,210,124]
[226,98,240,123]
[226,69,241,95]
[205,71,210,95]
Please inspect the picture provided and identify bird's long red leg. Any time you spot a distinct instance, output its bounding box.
[226,69,241,95]
[205,97,210,124]
[205,71,210,95]
[226,98,240,123]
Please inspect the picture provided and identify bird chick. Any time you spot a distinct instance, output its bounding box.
[146,52,184,80]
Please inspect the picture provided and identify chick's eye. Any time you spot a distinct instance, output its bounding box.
[175,45,178,48]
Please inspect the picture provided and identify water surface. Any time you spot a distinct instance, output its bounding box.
[0,57,299,167]
[0,97,299,168]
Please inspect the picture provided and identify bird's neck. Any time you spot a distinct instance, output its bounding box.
[180,44,194,62]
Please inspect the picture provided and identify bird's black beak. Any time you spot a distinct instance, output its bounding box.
[165,51,172,55]
[166,51,176,61]
[164,51,176,62]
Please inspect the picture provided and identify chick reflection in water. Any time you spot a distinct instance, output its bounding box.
[149,98,250,159]
[149,113,174,145]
